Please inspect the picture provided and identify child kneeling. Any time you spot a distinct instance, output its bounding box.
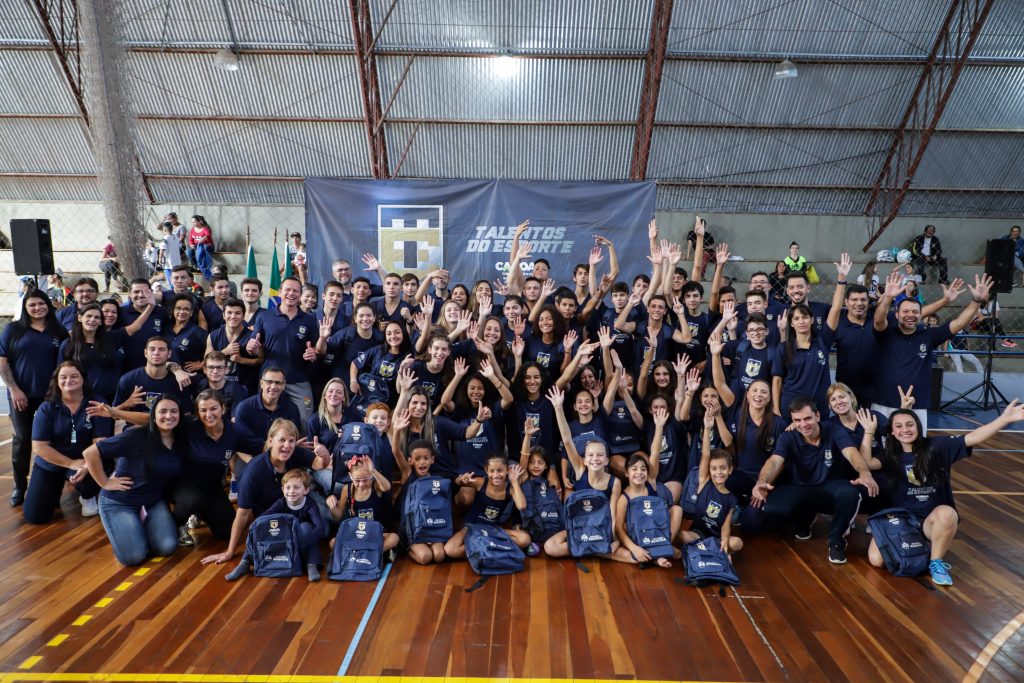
[226,469,327,582]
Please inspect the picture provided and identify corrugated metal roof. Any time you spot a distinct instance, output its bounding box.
[135,119,369,177]
[973,2,1024,59]
[119,0,353,50]
[939,65,1024,129]
[377,55,643,121]
[385,123,632,180]
[148,178,304,205]
[0,119,94,173]
[126,51,364,118]
[370,0,651,54]
[668,0,945,59]
[914,133,1024,189]
[0,1,45,43]
[0,176,100,202]
[657,61,918,127]
[0,51,80,115]
[647,127,889,186]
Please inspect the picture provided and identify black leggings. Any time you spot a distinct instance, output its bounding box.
[168,478,235,540]
[742,479,862,545]
[10,396,44,492]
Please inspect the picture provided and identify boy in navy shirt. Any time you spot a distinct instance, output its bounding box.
[226,468,327,582]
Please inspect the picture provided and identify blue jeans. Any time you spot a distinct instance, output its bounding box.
[98,496,178,566]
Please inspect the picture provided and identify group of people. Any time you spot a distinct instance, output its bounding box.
[5,216,1021,588]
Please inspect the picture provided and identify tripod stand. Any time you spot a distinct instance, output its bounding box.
[941,291,1009,412]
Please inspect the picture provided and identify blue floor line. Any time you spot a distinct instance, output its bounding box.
[337,560,394,677]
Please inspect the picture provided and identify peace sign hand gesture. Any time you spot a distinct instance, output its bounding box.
[897,385,915,410]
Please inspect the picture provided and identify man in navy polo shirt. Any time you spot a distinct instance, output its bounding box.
[247,277,318,422]
[785,271,830,330]
[750,396,878,564]
[200,274,233,332]
[110,337,193,426]
[119,279,169,371]
[231,366,301,455]
[57,277,101,330]
[872,270,991,433]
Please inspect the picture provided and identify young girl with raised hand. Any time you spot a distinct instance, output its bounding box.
[869,400,1024,586]
[328,455,398,555]
[678,407,743,557]
[613,446,683,568]
[517,419,564,546]
[444,456,535,558]
[543,386,623,559]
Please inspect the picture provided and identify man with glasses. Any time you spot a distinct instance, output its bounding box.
[57,278,101,329]
[710,302,775,392]
[196,351,248,413]
[231,366,301,455]
[332,256,384,307]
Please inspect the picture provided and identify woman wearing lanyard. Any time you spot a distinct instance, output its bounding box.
[171,389,245,547]
[83,395,185,566]
[23,361,114,523]
[0,289,68,507]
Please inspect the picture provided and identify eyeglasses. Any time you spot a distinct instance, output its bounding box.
[75,288,97,295]
[262,379,286,386]
[205,364,227,371]
[746,327,767,334]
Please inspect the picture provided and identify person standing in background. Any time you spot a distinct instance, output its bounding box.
[99,236,129,292]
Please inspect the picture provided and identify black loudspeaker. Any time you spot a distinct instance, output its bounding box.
[985,238,1015,294]
[10,219,55,276]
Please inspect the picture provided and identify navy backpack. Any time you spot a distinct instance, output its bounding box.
[564,489,613,557]
[328,517,384,582]
[867,508,931,577]
[331,422,388,484]
[401,477,454,544]
[626,495,675,559]
[683,537,740,587]
[465,524,526,576]
[681,466,700,516]
[520,477,565,542]
[246,513,304,578]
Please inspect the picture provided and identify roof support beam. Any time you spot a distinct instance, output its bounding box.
[629,0,674,181]
[348,0,389,179]
[862,0,995,252]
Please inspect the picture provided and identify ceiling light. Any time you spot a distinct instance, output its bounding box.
[494,53,518,79]
[773,59,798,80]
[214,48,239,72]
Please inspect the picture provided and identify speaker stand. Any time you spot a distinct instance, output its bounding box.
[941,292,1009,413]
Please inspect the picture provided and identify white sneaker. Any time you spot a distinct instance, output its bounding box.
[80,496,99,517]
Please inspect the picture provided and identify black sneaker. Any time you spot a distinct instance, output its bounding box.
[828,542,847,565]
[794,522,813,540]
[177,525,195,547]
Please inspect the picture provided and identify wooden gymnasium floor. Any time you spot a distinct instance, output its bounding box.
[0,417,1022,683]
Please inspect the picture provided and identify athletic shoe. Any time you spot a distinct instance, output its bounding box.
[794,522,814,540]
[1001,340,1017,348]
[929,559,953,586]
[828,542,847,565]
[177,525,195,547]
[187,514,204,529]
[80,496,99,517]
[525,542,541,557]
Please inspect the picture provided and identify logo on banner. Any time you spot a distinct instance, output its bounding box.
[377,204,444,278]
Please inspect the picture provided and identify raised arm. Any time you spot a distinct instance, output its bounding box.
[949,274,993,335]
[826,252,851,332]
[547,386,583,474]
[708,243,730,313]
[708,332,735,408]
[691,216,706,282]
[697,408,716,490]
[874,269,903,331]
[965,399,1024,447]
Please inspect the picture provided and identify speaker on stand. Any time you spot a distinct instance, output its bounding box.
[10,219,55,287]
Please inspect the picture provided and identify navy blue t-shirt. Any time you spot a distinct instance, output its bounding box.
[184,420,240,486]
[195,378,248,414]
[773,421,856,486]
[118,303,168,371]
[453,402,505,477]
[96,427,182,508]
[58,328,128,400]
[722,340,773,392]
[726,409,784,476]
[690,480,737,538]
[832,311,880,390]
[231,393,302,455]
[114,367,192,415]
[251,307,318,383]
[772,330,833,416]
[889,435,970,517]
[236,448,315,516]
[200,299,226,331]
[606,398,643,455]
[874,322,953,410]
[31,399,114,472]
[370,298,412,325]
[326,327,384,380]
[169,323,208,367]
[644,418,688,483]
[207,325,257,392]
[0,325,64,398]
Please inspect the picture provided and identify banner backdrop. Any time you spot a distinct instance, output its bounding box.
[304,179,656,288]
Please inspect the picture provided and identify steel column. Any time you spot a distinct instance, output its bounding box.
[348,0,390,179]
[629,0,674,181]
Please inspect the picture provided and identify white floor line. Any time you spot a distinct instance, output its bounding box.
[731,585,788,678]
